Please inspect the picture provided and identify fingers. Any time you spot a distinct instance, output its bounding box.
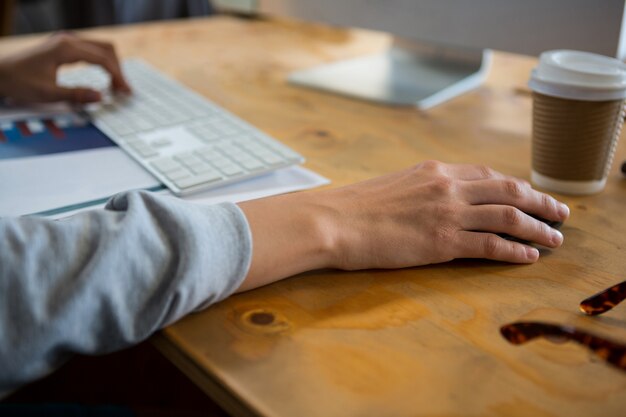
[51,33,132,93]
[461,205,563,248]
[418,160,520,181]
[64,42,131,93]
[455,231,540,263]
[417,161,569,222]
[44,86,102,104]
[461,178,569,222]
[444,163,509,181]
[80,39,132,93]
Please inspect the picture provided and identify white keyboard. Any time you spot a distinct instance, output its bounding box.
[58,59,304,196]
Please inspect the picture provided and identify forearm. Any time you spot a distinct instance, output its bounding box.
[236,191,338,292]
[0,191,251,394]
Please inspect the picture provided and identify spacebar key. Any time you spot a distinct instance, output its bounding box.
[173,172,223,189]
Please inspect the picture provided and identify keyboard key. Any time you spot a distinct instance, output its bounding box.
[109,122,134,136]
[133,117,155,132]
[210,158,232,168]
[240,158,264,171]
[165,168,191,181]
[220,144,242,156]
[258,152,283,166]
[125,138,149,149]
[218,163,244,176]
[271,145,301,161]
[174,171,222,189]
[151,137,173,148]
[150,157,181,173]
[175,154,203,167]
[188,162,214,174]
[194,148,221,162]
[134,147,159,158]
[173,151,194,160]
[126,139,159,158]
[244,143,269,155]
[197,130,221,142]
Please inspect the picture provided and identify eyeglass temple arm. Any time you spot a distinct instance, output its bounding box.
[579,280,626,316]
[500,321,626,371]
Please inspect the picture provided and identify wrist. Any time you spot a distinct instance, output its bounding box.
[294,192,342,271]
[236,191,339,292]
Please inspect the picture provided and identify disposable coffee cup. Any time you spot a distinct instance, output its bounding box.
[528,50,626,195]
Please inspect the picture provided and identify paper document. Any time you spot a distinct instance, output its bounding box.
[47,166,330,219]
[0,108,160,216]
[0,104,330,217]
[0,147,161,216]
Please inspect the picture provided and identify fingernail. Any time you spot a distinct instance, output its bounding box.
[558,203,570,219]
[551,229,563,246]
[526,247,539,261]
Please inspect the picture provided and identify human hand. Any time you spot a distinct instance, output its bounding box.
[0,33,131,105]
[237,161,569,291]
[317,160,568,269]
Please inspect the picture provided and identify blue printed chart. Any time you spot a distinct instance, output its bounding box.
[0,113,115,160]
[0,110,161,217]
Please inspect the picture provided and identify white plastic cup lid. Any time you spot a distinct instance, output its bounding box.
[529,50,626,101]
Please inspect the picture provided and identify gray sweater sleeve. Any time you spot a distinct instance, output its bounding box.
[0,191,252,395]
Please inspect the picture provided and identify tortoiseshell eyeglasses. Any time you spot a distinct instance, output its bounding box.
[500,280,626,371]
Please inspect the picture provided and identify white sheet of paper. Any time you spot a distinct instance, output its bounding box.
[45,165,330,219]
[48,166,330,219]
[0,147,160,216]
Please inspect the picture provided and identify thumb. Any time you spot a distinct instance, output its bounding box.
[48,86,102,104]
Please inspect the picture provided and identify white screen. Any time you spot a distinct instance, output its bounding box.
[259,0,626,58]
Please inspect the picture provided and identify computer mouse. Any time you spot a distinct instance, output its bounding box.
[497,213,563,244]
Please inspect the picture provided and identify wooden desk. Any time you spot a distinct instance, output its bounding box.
[3,15,625,417]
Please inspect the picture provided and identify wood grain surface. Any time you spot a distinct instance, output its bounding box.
[2,15,625,417]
